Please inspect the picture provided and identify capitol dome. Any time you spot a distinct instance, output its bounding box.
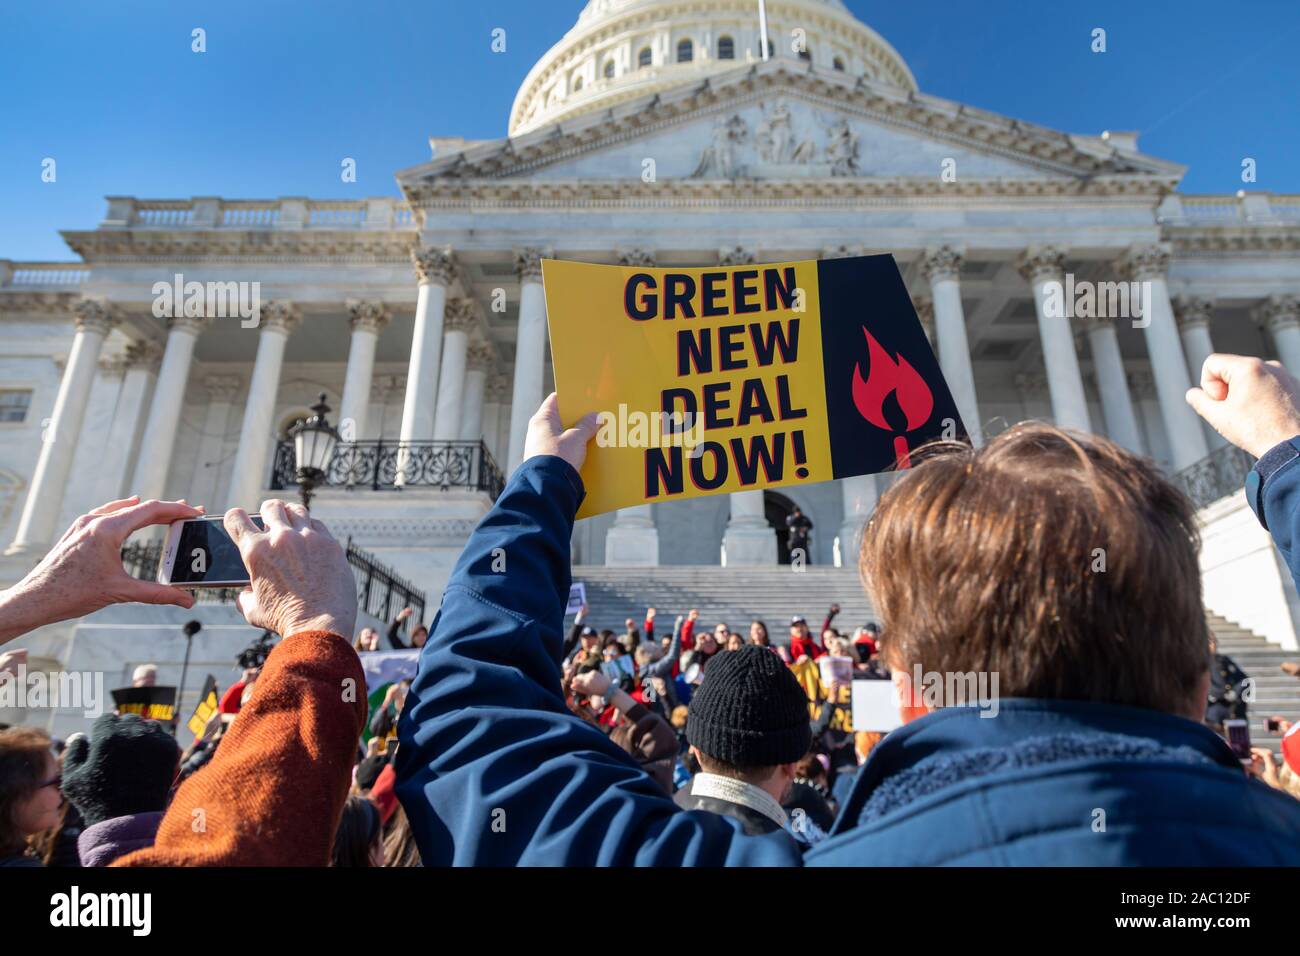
[509,0,917,135]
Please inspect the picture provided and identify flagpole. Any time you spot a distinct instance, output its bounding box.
[758,0,770,60]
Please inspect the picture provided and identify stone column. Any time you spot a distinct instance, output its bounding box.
[913,296,936,350]
[1174,296,1217,384]
[1079,315,1144,453]
[1258,296,1300,375]
[715,247,778,564]
[188,375,241,511]
[1121,245,1208,470]
[1174,296,1223,449]
[98,341,161,503]
[339,301,390,442]
[398,247,455,464]
[836,474,878,568]
[432,299,477,441]
[922,247,983,444]
[128,316,207,502]
[1020,246,1091,432]
[507,248,551,472]
[723,489,776,566]
[225,302,301,509]
[460,342,494,442]
[7,299,118,556]
[483,379,510,468]
[605,504,660,566]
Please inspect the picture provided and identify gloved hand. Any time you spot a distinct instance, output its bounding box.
[61,712,181,826]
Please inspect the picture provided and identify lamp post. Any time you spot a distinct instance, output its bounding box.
[288,393,340,510]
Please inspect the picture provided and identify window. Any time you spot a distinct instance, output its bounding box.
[573,74,583,92]
[833,56,845,71]
[638,46,652,68]
[798,49,812,63]
[765,39,775,58]
[717,35,735,59]
[677,38,693,63]
[603,59,615,79]
[0,390,31,423]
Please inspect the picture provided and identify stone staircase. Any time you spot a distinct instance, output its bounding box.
[573,565,1300,754]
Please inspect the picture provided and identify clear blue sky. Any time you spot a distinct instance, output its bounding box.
[2,0,1296,261]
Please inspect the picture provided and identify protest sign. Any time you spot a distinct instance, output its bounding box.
[111,685,178,723]
[850,679,904,733]
[185,675,220,738]
[566,581,587,615]
[544,254,965,518]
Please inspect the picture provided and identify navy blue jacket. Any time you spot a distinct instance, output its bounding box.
[395,453,1300,865]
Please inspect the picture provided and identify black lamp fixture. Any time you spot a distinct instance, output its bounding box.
[288,393,339,509]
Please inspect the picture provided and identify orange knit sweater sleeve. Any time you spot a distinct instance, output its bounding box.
[114,630,367,867]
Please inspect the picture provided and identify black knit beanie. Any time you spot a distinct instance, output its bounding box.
[61,713,181,826]
[686,645,812,767]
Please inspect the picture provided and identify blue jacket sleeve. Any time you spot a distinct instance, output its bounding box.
[393,455,801,867]
[1251,436,1300,590]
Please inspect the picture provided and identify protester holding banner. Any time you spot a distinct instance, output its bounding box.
[390,370,1300,865]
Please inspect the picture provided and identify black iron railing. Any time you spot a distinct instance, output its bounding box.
[121,539,427,636]
[1172,443,1256,510]
[269,439,504,499]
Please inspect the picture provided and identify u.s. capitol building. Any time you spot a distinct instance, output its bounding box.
[3,0,1300,731]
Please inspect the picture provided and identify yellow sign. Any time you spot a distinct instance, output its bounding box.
[543,255,964,518]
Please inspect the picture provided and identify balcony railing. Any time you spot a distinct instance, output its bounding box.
[269,439,505,499]
[1172,443,1256,511]
[120,539,427,635]
[99,196,418,231]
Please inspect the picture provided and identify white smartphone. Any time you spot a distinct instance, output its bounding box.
[158,515,265,588]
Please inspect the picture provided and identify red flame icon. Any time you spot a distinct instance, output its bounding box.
[851,328,934,468]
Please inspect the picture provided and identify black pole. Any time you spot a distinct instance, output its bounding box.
[176,620,202,736]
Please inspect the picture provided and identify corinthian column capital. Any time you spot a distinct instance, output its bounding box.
[1018,246,1067,284]
[1172,295,1215,333]
[514,247,551,282]
[346,300,391,335]
[412,246,457,286]
[921,246,963,284]
[72,297,119,336]
[259,300,302,335]
[1119,243,1172,282]
[718,246,756,266]
[1255,295,1300,334]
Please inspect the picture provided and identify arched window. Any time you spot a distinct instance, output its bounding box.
[677,38,693,63]
[765,39,775,58]
[573,74,584,92]
[717,35,735,60]
[798,48,812,63]
[638,46,652,68]
[833,56,845,71]
[603,59,615,79]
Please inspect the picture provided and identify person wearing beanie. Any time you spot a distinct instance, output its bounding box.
[673,645,811,840]
[61,713,181,867]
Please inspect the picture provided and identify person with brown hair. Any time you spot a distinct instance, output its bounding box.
[392,387,1300,865]
[0,727,63,867]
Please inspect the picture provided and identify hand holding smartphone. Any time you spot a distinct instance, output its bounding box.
[158,515,266,588]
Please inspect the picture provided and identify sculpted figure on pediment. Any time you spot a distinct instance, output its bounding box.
[823,116,860,176]
[756,100,816,166]
[692,114,749,178]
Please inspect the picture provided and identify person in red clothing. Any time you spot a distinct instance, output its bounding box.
[217,666,260,715]
[788,615,820,661]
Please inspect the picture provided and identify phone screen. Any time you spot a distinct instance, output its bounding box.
[1224,719,1251,762]
[165,516,264,586]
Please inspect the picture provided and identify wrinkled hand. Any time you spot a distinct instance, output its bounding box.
[0,496,203,643]
[522,393,599,473]
[571,669,612,698]
[0,647,26,678]
[225,500,357,641]
[1186,354,1300,458]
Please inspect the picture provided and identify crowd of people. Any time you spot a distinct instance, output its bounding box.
[4,352,1300,866]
